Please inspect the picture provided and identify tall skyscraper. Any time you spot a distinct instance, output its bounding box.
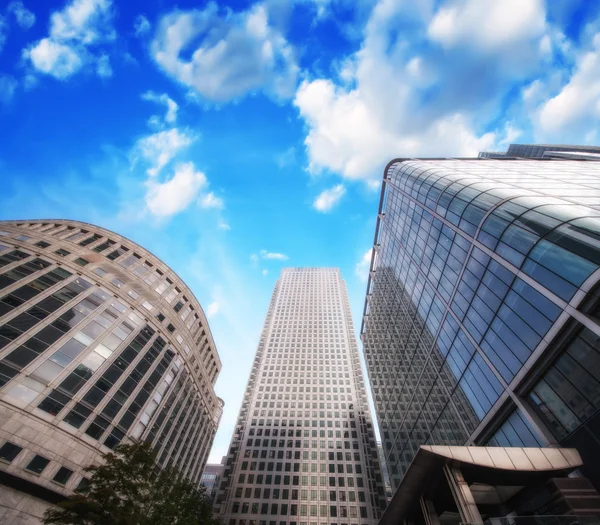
[360,151,600,492]
[219,268,387,525]
[0,220,223,523]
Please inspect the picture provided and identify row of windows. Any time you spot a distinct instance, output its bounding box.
[233,488,367,503]
[0,440,85,489]
[237,473,366,488]
[1,225,218,378]
[243,451,362,461]
[0,248,217,488]
[231,502,367,518]
[239,462,363,474]
[228,519,360,525]
[249,429,357,437]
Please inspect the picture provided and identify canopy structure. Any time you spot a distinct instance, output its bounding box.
[380,446,587,525]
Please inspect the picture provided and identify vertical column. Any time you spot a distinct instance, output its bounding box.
[443,465,483,524]
[419,497,441,525]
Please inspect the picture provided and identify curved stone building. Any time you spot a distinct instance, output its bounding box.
[361,157,600,492]
[0,220,223,523]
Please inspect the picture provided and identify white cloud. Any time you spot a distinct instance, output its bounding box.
[151,3,299,102]
[0,75,17,103]
[259,250,288,260]
[206,301,221,318]
[250,253,259,263]
[534,34,600,142]
[49,0,113,44]
[294,0,548,184]
[134,14,150,36]
[8,1,35,29]
[142,91,178,124]
[96,53,112,77]
[135,128,193,176]
[145,162,207,217]
[428,0,545,53]
[24,0,114,79]
[355,248,372,283]
[26,38,83,79]
[262,269,268,276]
[201,192,224,209]
[313,184,346,212]
[218,220,231,230]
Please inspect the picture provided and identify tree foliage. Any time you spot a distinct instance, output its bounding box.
[43,442,222,525]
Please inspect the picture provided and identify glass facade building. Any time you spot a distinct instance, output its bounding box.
[219,268,387,525]
[360,156,600,492]
[0,220,223,523]
[202,459,227,507]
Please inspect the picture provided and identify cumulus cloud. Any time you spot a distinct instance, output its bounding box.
[145,162,207,217]
[49,0,114,43]
[206,301,221,318]
[134,14,150,36]
[142,91,178,125]
[355,248,372,283]
[8,1,35,29]
[534,34,600,142]
[259,250,288,260]
[151,2,299,102]
[294,0,550,184]
[24,0,114,80]
[135,128,193,176]
[132,105,224,220]
[218,220,231,230]
[201,192,224,209]
[428,0,545,53]
[26,38,83,79]
[313,184,346,212]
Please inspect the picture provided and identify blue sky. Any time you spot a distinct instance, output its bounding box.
[0,0,599,462]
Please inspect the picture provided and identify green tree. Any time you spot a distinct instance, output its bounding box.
[43,442,222,525]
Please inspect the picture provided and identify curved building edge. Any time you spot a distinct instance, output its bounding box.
[0,219,223,522]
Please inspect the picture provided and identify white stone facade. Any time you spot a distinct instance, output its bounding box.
[0,220,224,523]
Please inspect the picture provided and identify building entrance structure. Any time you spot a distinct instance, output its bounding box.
[379,446,600,525]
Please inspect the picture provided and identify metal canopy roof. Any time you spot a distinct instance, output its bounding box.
[379,446,583,525]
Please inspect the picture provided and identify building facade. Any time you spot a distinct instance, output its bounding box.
[202,459,226,507]
[479,143,600,159]
[360,156,600,491]
[0,220,223,523]
[219,268,387,525]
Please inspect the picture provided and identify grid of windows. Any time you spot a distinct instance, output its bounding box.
[220,269,386,525]
[0,220,223,503]
[361,158,600,490]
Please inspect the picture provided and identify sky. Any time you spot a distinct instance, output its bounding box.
[0,0,599,463]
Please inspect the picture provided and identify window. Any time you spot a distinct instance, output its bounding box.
[53,466,74,485]
[74,258,89,267]
[55,249,70,257]
[26,454,50,474]
[0,441,22,462]
[35,241,50,248]
[79,234,102,247]
[75,477,90,492]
